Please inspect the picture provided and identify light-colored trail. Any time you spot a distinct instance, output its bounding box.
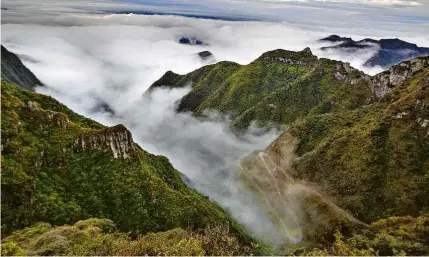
[239,150,368,244]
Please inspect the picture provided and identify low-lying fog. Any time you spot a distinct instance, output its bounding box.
[2,13,428,244]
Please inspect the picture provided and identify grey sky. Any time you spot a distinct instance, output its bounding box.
[1,0,428,242]
[2,0,429,35]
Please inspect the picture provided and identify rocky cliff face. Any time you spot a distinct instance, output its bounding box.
[1,45,43,90]
[369,56,429,98]
[144,51,429,253]
[74,124,137,159]
[146,50,428,130]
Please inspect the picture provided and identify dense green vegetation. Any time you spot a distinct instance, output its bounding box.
[151,51,429,255]
[2,47,429,255]
[287,62,429,222]
[152,49,429,223]
[1,218,252,256]
[291,215,429,256]
[244,56,429,254]
[149,48,372,129]
[1,80,251,249]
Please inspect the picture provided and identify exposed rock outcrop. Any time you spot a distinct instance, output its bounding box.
[25,100,70,129]
[258,48,317,66]
[370,56,429,98]
[333,62,369,85]
[197,50,214,61]
[74,124,137,158]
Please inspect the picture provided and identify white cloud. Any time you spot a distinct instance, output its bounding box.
[2,13,428,244]
[262,0,422,6]
[2,0,429,33]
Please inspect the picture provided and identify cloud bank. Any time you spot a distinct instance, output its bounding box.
[2,0,429,35]
[2,13,428,243]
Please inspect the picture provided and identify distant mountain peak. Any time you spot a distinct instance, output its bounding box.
[197,50,215,62]
[74,124,137,159]
[178,36,206,45]
[319,35,429,68]
[302,47,312,54]
[320,35,353,43]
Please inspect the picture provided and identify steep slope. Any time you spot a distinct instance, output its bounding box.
[319,35,429,68]
[232,56,429,255]
[0,79,250,246]
[148,52,429,253]
[148,48,373,129]
[1,45,43,90]
[263,56,429,222]
[295,216,429,256]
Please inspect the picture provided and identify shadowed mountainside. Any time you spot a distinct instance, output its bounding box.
[1,45,43,90]
[319,35,429,68]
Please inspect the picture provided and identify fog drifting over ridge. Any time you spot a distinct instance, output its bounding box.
[2,13,429,243]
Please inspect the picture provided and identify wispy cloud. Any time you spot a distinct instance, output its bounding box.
[1,3,428,244]
[260,0,422,6]
[2,0,429,31]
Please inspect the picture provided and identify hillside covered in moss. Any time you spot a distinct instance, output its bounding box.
[2,45,429,256]
[264,56,429,222]
[148,48,373,129]
[149,51,429,255]
[148,50,429,222]
[0,79,252,252]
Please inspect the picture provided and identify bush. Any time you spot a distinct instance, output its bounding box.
[296,215,429,256]
[2,218,254,256]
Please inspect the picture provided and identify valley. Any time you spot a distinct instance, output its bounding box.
[2,40,429,255]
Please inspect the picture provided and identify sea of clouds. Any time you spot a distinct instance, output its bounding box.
[2,13,429,244]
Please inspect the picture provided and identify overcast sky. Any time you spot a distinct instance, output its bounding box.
[2,0,429,35]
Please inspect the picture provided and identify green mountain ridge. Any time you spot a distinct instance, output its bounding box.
[148,48,373,129]
[147,50,429,255]
[148,48,429,130]
[147,50,429,222]
[0,79,252,254]
[2,46,429,256]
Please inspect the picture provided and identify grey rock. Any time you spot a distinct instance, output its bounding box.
[369,57,429,98]
[73,124,137,159]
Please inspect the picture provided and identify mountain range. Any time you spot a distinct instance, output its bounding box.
[147,47,429,254]
[319,35,429,68]
[0,45,253,255]
[2,44,429,255]
[1,45,43,90]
